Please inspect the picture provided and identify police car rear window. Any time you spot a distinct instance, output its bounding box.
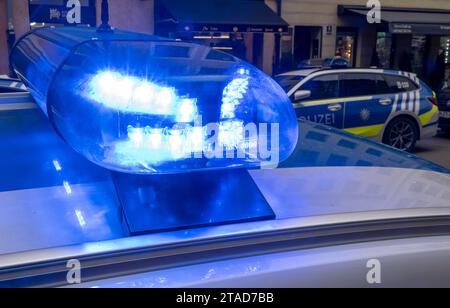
[341,73,377,97]
[378,75,419,94]
[340,73,418,97]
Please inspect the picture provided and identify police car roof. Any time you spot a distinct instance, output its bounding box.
[276,67,394,78]
[0,76,20,82]
[276,68,321,77]
[0,77,26,90]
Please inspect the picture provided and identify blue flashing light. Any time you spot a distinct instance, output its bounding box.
[88,71,198,122]
[218,120,245,150]
[221,77,249,120]
[10,27,298,174]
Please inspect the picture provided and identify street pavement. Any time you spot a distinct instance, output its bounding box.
[415,130,450,170]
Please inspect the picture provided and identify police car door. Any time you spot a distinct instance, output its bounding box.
[341,73,391,137]
[292,73,344,129]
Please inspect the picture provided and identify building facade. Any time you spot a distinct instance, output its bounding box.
[0,0,154,75]
[0,0,283,76]
[280,0,450,87]
[2,0,450,84]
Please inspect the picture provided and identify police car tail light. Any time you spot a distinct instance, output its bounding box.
[10,27,298,174]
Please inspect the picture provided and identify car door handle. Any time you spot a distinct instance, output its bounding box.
[328,104,342,112]
[379,98,393,105]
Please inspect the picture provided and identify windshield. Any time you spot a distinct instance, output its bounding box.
[274,75,305,92]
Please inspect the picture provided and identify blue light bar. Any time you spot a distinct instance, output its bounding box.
[10,27,298,174]
[87,71,198,122]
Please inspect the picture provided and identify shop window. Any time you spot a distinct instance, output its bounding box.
[336,28,357,66]
[440,37,450,64]
[411,36,427,77]
[293,26,322,66]
[280,27,294,72]
[375,32,392,68]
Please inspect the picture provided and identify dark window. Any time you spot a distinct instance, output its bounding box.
[274,75,305,92]
[382,75,419,93]
[154,45,190,58]
[341,73,377,97]
[376,74,392,95]
[0,87,26,94]
[299,74,340,101]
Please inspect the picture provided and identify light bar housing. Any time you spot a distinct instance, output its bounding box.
[11,27,298,174]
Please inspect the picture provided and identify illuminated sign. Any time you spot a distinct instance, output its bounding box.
[180,24,288,34]
[390,23,450,35]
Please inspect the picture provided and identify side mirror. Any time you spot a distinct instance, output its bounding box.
[294,90,311,101]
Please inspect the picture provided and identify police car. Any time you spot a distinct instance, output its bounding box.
[0,76,27,93]
[2,27,450,288]
[274,68,439,152]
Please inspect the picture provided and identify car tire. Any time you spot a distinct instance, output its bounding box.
[383,117,419,152]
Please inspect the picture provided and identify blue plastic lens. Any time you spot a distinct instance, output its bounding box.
[11,28,298,174]
[87,71,198,122]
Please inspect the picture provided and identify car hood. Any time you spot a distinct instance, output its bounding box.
[0,105,449,256]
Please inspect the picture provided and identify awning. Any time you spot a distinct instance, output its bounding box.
[156,0,288,33]
[338,5,450,35]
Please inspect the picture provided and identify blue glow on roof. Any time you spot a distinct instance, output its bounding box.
[63,181,72,195]
[75,210,87,227]
[52,160,62,172]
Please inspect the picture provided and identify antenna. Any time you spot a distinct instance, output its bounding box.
[98,0,113,32]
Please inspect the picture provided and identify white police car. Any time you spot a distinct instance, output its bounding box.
[2,26,450,289]
[275,68,439,152]
[0,76,27,93]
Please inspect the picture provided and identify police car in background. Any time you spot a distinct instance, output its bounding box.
[297,57,350,69]
[0,76,27,93]
[275,68,439,152]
